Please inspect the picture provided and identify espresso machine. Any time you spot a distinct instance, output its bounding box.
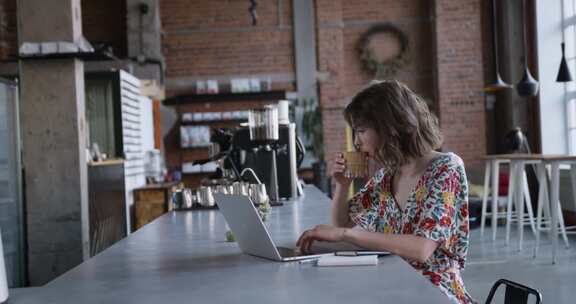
[250,104,282,205]
[226,104,304,203]
[200,102,304,203]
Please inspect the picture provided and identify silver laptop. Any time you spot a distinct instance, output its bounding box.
[214,193,335,262]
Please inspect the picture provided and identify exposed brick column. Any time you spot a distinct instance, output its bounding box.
[315,0,348,175]
[433,0,486,170]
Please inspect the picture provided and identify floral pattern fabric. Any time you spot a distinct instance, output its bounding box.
[348,153,476,304]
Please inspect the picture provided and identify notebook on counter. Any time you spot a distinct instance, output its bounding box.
[316,255,379,267]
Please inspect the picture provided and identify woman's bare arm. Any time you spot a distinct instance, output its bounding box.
[330,154,355,228]
[297,224,438,263]
[331,184,355,227]
[342,228,438,263]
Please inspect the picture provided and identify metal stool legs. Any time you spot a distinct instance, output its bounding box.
[507,162,537,250]
[481,160,492,237]
[534,162,570,263]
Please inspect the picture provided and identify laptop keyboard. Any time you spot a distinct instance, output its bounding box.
[277,246,301,257]
[277,246,335,257]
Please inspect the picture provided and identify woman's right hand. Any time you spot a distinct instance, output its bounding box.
[331,153,352,186]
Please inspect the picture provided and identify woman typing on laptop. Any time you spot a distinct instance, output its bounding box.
[296,80,476,304]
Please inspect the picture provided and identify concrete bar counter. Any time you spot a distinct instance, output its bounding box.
[9,186,446,303]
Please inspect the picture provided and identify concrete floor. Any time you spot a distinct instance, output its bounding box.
[463,226,576,303]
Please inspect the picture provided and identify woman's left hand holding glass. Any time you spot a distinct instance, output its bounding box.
[296,225,346,253]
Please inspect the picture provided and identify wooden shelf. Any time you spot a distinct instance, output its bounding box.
[178,149,210,163]
[165,90,286,189]
[163,90,286,106]
[182,171,216,176]
[88,159,125,167]
[181,171,216,189]
[179,119,246,127]
[180,146,209,150]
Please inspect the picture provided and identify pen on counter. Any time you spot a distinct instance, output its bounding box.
[335,251,391,257]
[298,258,319,265]
[334,251,358,256]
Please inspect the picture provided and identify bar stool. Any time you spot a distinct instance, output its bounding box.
[534,156,576,263]
[481,155,536,243]
[504,157,539,250]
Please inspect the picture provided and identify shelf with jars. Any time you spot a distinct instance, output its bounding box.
[163,90,287,189]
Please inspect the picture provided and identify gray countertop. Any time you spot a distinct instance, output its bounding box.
[8,185,447,303]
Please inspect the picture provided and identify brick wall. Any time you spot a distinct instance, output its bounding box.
[315,0,347,173]
[316,0,438,175]
[434,0,486,170]
[160,0,296,96]
[0,0,17,60]
[159,0,299,179]
[0,0,488,174]
[342,1,435,101]
[82,0,127,57]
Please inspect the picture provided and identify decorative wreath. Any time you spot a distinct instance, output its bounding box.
[357,23,410,78]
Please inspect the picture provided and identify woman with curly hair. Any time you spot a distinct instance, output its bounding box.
[297,80,476,303]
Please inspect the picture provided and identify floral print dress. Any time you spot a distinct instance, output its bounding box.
[348,153,476,304]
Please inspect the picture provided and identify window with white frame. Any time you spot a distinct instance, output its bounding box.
[565,0,576,154]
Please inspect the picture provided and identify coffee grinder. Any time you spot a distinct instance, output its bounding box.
[247,104,282,206]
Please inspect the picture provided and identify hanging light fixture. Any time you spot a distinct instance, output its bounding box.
[557,42,573,82]
[484,0,512,93]
[516,0,540,97]
[557,0,573,82]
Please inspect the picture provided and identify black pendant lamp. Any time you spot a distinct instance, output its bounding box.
[557,42,573,82]
[516,0,540,97]
[484,0,512,92]
[556,0,572,83]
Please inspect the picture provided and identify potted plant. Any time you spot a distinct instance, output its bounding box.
[299,98,330,194]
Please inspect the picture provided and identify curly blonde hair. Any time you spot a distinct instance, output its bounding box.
[344,80,443,171]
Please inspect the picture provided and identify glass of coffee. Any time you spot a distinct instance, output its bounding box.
[343,151,368,178]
